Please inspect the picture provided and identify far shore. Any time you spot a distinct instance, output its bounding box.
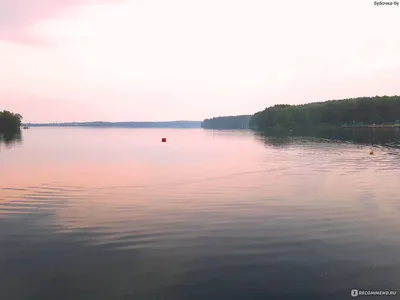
[342,124,400,129]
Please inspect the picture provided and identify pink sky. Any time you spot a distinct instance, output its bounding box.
[1,0,400,122]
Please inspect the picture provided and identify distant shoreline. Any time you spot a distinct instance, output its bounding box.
[342,124,400,129]
[22,121,202,129]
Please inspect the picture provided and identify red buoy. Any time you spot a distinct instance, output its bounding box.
[162,138,167,143]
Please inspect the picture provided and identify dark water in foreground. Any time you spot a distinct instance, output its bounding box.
[1,128,400,300]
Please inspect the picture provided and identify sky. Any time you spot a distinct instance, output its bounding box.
[1,0,400,122]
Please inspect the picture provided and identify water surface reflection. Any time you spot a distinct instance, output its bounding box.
[253,127,400,148]
[1,128,400,300]
[0,131,22,151]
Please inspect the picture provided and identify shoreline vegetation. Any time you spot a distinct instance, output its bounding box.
[0,111,22,147]
[202,96,400,130]
[0,110,22,133]
[201,115,251,129]
[4,95,400,133]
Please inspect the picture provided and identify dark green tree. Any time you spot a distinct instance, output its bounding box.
[0,110,23,133]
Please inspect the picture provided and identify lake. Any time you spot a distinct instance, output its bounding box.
[1,127,400,300]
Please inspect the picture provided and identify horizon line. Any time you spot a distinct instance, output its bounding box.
[23,120,203,124]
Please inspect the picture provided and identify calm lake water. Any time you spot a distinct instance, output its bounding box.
[1,127,400,300]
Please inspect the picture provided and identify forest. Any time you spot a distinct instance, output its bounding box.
[201,115,251,129]
[0,110,23,133]
[249,96,400,130]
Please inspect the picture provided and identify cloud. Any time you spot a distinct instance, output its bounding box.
[0,0,124,44]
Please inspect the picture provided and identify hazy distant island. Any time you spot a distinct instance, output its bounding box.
[202,96,400,130]
[23,121,202,128]
[201,115,251,129]
[0,110,22,133]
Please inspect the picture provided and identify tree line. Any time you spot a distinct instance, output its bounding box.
[201,115,251,129]
[250,96,400,130]
[0,110,23,133]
